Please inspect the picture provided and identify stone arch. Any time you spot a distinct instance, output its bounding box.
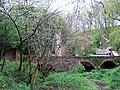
[100,60,118,69]
[80,61,96,71]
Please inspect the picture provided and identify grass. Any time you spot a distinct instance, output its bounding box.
[37,72,98,90]
[0,60,120,90]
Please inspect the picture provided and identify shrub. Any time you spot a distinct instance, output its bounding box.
[71,65,85,73]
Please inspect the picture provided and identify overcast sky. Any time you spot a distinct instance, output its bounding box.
[50,0,102,14]
[28,0,102,14]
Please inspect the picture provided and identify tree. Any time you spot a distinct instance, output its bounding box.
[0,6,19,58]
[30,12,68,75]
[103,0,120,21]
[0,0,62,71]
[94,0,120,50]
[0,12,19,71]
[0,1,69,89]
[109,27,120,51]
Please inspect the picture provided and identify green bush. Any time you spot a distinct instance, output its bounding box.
[0,60,120,90]
[38,72,99,90]
[70,65,85,73]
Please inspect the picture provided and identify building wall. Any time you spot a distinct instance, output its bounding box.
[15,49,20,60]
[5,48,16,60]
[4,48,20,60]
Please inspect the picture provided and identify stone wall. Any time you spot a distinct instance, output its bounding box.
[39,56,120,72]
[4,48,20,60]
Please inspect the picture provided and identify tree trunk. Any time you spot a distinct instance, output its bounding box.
[25,0,32,84]
[18,43,23,71]
[1,57,5,71]
[1,48,5,71]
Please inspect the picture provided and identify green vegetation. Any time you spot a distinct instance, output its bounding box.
[0,61,120,90]
[0,0,120,90]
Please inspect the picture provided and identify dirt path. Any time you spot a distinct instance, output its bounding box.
[95,81,108,89]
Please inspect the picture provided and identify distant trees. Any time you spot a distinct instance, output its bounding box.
[109,27,120,51]
[103,0,120,21]
[94,0,120,50]
[65,0,120,55]
[103,0,120,51]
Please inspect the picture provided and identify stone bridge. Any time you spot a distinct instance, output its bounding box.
[39,56,120,72]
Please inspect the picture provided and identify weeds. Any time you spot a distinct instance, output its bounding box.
[0,61,120,90]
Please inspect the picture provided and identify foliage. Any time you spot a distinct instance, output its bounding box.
[80,66,120,90]
[65,37,76,56]
[109,27,120,50]
[0,14,19,52]
[75,44,83,56]
[108,66,120,89]
[75,44,89,56]
[0,61,120,90]
[0,0,69,72]
[104,0,120,21]
[0,0,120,90]
[30,13,68,56]
[0,61,30,90]
[38,72,99,90]
[90,30,103,49]
[69,65,85,73]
